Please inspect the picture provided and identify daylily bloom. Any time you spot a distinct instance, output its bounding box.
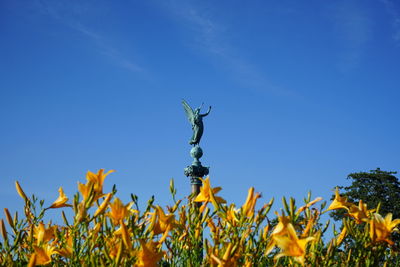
[29,244,57,266]
[3,208,14,229]
[194,177,226,204]
[241,187,261,218]
[15,181,28,202]
[347,200,374,224]
[210,243,240,267]
[150,206,178,243]
[297,197,323,214]
[273,222,315,266]
[115,222,131,249]
[47,187,72,209]
[105,236,121,259]
[94,193,113,217]
[301,210,318,238]
[271,212,292,236]
[225,204,239,226]
[106,198,133,225]
[34,222,56,245]
[265,212,292,255]
[88,222,102,241]
[370,213,400,245]
[55,234,73,258]
[86,169,115,196]
[335,227,347,246]
[135,240,164,267]
[78,181,92,202]
[326,188,352,211]
[0,219,7,243]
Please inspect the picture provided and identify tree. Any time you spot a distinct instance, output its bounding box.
[331,168,400,245]
[331,168,400,218]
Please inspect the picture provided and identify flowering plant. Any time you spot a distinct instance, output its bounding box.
[1,169,400,266]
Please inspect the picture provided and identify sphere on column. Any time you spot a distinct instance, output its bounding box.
[190,145,203,159]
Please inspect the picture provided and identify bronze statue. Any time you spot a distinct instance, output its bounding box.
[182,100,211,146]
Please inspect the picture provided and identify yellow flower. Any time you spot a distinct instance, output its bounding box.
[241,187,261,218]
[105,236,121,259]
[265,212,292,255]
[55,234,73,258]
[326,188,352,211]
[135,240,163,267]
[15,181,28,202]
[78,181,92,201]
[34,222,56,245]
[370,213,400,245]
[273,223,315,266]
[335,227,347,246]
[347,200,374,224]
[210,243,240,267]
[271,212,291,236]
[194,177,226,204]
[107,198,133,225]
[150,206,177,243]
[86,169,115,196]
[115,222,132,249]
[0,219,7,243]
[77,169,114,204]
[47,187,72,209]
[297,197,323,214]
[94,193,113,217]
[225,204,239,226]
[29,244,56,266]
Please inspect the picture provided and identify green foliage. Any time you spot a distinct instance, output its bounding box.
[331,168,400,220]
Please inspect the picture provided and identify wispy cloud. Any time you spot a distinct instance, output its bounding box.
[32,0,144,74]
[330,1,372,71]
[160,1,294,97]
[380,0,400,44]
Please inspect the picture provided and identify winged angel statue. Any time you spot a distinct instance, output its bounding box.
[182,100,212,146]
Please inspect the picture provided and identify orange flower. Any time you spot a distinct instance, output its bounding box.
[265,212,292,255]
[106,198,133,225]
[149,206,178,243]
[273,223,315,266]
[241,187,261,218]
[94,193,113,217]
[326,188,351,211]
[194,177,226,204]
[225,204,239,226]
[55,234,73,258]
[47,187,72,209]
[135,240,163,267]
[105,236,121,259]
[271,212,292,236]
[370,213,400,245]
[335,227,347,246]
[34,222,56,245]
[86,169,115,196]
[297,197,323,214]
[29,244,56,266]
[210,243,240,267]
[15,181,28,202]
[78,181,92,201]
[347,200,374,224]
[114,222,132,249]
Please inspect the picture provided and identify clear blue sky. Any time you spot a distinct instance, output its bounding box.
[1,0,399,223]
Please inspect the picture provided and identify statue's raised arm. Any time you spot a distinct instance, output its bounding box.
[182,99,211,146]
[200,105,211,117]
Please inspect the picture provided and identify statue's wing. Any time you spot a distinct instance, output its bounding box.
[182,99,194,124]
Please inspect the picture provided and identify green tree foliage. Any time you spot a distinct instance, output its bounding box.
[331,168,400,245]
[331,168,400,219]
